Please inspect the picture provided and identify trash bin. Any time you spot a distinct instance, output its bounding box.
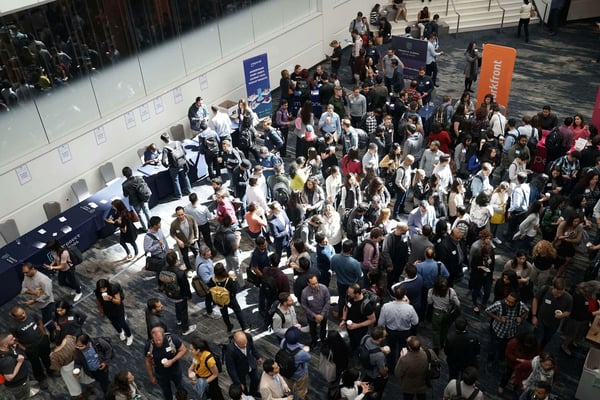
[575,347,600,400]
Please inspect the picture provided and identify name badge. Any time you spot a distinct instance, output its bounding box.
[33,325,37,330]
[544,299,552,305]
[308,296,314,301]
[68,316,74,321]
[451,250,457,255]
[165,347,172,353]
[347,302,352,308]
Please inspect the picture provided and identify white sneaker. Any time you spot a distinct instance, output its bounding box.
[126,335,134,346]
[205,312,220,320]
[119,331,127,341]
[73,292,83,302]
[493,237,503,245]
[30,388,40,397]
[182,324,197,336]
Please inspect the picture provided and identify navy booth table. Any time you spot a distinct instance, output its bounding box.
[419,104,436,136]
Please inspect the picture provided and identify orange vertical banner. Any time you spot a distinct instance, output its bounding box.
[476,44,517,115]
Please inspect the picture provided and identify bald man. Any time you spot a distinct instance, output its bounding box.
[223,331,262,397]
[382,222,411,289]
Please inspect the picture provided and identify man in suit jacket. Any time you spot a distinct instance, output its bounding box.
[224,331,262,397]
[259,359,293,400]
[268,202,292,258]
[170,206,199,273]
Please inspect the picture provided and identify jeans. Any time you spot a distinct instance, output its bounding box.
[394,188,407,215]
[174,299,189,330]
[198,223,214,252]
[58,268,81,294]
[132,202,151,230]
[168,166,192,198]
[157,363,184,400]
[87,367,110,396]
[517,18,531,40]
[119,233,139,256]
[179,243,198,271]
[225,251,244,288]
[107,310,132,337]
[220,297,248,331]
[4,377,30,400]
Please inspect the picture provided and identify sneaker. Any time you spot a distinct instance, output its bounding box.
[493,237,503,245]
[126,335,134,346]
[126,254,133,260]
[73,292,83,302]
[204,312,220,320]
[30,388,40,397]
[119,331,127,341]
[182,324,197,336]
[176,321,183,326]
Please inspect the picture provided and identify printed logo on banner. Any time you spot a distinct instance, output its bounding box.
[243,53,272,119]
[391,36,428,80]
[476,44,517,114]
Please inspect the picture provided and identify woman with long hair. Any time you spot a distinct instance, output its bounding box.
[519,353,557,393]
[294,100,314,158]
[428,276,460,354]
[454,92,476,117]
[307,147,324,184]
[554,212,583,277]
[489,182,509,243]
[44,238,83,302]
[470,107,489,143]
[49,333,85,400]
[531,240,558,293]
[53,299,86,344]
[448,178,465,223]
[503,251,534,302]
[571,170,600,218]
[379,143,402,177]
[321,203,343,253]
[540,194,564,242]
[208,263,249,332]
[339,174,362,214]
[450,103,470,143]
[493,270,520,302]
[561,280,600,355]
[94,279,133,345]
[341,148,362,177]
[570,113,591,144]
[374,208,396,235]
[323,330,351,384]
[110,370,148,400]
[105,200,138,260]
[518,0,535,42]
[514,201,543,253]
[279,69,292,106]
[300,176,325,218]
[366,177,391,206]
[464,41,481,93]
[411,168,427,207]
[470,191,494,235]
[187,338,224,400]
[286,238,311,274]
[469,230,495,313]
[360,167,379,193]
[499,331,539,395]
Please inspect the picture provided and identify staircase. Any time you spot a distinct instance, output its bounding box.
[387,0,539,35]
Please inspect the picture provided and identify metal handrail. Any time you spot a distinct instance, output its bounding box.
[445,0,461,37]
[533,0,550,25]
[493,0,506,30]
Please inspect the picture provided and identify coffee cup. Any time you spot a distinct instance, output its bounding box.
[587,242,593,248]
[161,358,168,366]
[381,345,391,354]
[554,309,563,316]
[188,371,196,379]
[102,292,110,300]
[72,368,80,376]
[346,320,353,327]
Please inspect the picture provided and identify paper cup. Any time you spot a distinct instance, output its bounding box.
[554,310,563,316]
[101,292,110,300]
[72,368,80,375]
[346,320,353,327]
[161,358,168,366]
[188,372,196,379]
[381,346,391,354]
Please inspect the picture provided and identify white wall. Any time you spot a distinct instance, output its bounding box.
[0,0,365,240]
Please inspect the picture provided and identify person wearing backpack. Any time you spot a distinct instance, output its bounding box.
[44,238,83,302]
[144,326,187,400]
[394,335,434,400]
[122,166,152,232]
[160,252,196,336]
[208,263,249,332]
[94,279,134,346]
[73,333,113,397]
[359,326,388,399]
[188,338,224,400]
[340,284,377,352]
[278,327,311,400]
[160,132,192,200]
[271,292,301,339]
[249,237,272,313]
[300,275,330,350]
[224,331,262,398]
[443,366,483,400]
[213,215,243,288]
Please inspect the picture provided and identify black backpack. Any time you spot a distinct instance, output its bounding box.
[203,135,220,156]
[213,230,233,256]
[65,246,83,266]
[545,127,563,154]
[275,342,301,378]
[449,380,480,400]
[435,104,451,129]
[356,128,369,150]
[164,142,187,167]
[353,239,370,262]
[265,300,286,330]
[272,182,291,208]
[239,127,254,150]
[134,177,152,202]
[425,349,441,384]
[262,274,279,299]
[159,270,181,299]
[358,335,381,369]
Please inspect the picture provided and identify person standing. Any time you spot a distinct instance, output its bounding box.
[531,278,572,349]
[464,42,481,93]
[122,166,152,232]
[340,284,377,352]
[188,96,209,134]
[443,366,483,400]
[145,298,169,339]
[259,359,294,400]
[331,240,363,317]
[378,286,419,370]
[144,326,187,400]
[143,216,169,274]
[485,292,529,366]
[195,246,221,320]
[279,327,311,400]
[185,192,214,253]
[44,239,83,302]
[395,335,437,400]
[94,279,134,346]
[425,34,444,87]
[170,206,199,275]
[518,0,535,42]
[213,215,244,288]
[73,333,113,397]
[381,49,402,93]
[208,263,249,332]
[444,317,481,380]
[20,262,55,337]
[8,306,52,389]
[160,132,192,199]
[160,252,197,336]
[187,338,224,400]
[548,0,566,36]
[106,199,139,260]
[300,275,330,349]
[360,326,389,400]
[224,331,262,398]
[327,40,342,75]
[0,333,33,399]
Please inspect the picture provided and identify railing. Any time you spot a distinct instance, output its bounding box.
[445,0,461,37]
[492,0,506,30]
[534,0,550,25]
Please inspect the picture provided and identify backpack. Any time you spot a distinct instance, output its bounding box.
[361,289,381,316]
[213,231,233,256]
[356,128,369,150]
[165,142,187,167]
[261,274,279,299]
[205,352,223,374]
[203,135,220,156]
[358,335,381,369]
[65,246,83,266]
[275,343,301,379]
[272,182,291,207]
[464,174,483,201]
[209,278,231,306]
[449,380,480,400]
[159,270,181,298]
[239,127,254,150]
[545,127,563,153]
[353,239,370,262]
[135,177,152,202]
[435,104,450,129]
[425,349,441,383]
[266,300,286,330]
[423,21,435,39]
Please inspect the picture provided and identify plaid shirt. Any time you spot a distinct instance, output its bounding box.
[486,300,529,339]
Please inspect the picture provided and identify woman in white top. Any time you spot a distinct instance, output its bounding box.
[470,192,494,232]
[514,201,542,253]
[339,368,372,400]
[518,0,535,42]
[448,179,465,223]
[321,203,343,253]
[325,165,342,204]
[489,182,510,244]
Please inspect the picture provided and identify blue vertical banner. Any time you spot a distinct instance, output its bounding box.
[243,53,272,118]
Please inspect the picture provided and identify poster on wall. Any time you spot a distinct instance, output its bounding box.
[391,36,428,80]
[243,53,272,119]
[476,44,517,114]
[15,164,32,185]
